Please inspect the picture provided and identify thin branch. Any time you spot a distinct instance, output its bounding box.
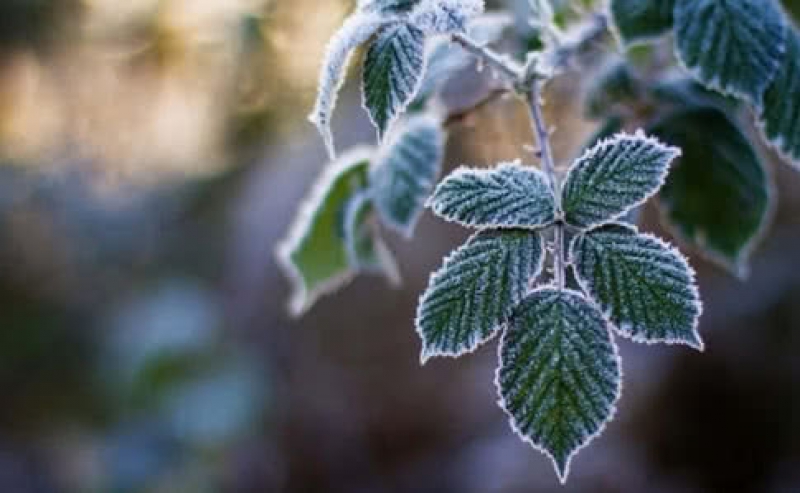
[525,82,565,289]
[450,32,521,83]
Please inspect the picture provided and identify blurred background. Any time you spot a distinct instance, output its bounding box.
[0,0,799,492]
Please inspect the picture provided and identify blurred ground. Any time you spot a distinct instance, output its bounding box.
[0,1,800,492]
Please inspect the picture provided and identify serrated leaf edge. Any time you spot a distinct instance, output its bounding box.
[569,222,704,351]
[493,286,623,484]
[275,146,375,317]
[426,161,558,230]
[671,0,787,106]
[360,21,432,141]
[415,229,546,364]
[562,130,681,230]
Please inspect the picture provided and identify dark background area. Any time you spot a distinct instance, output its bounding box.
[0,1,799,492]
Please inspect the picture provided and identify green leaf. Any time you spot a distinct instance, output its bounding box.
[562,132,680,229]
[416,229,544,361]
[370,114,445,237]
[428,162,556,229]
[610,0,674,46]
[650,108,771,277]
[571,223,703,349]
[498,288,621,483]
[362,22,428,139]
[276,147,373,316]
[343,191,401,284]
[759,27,800,165]
[309,12,389,159]
[584,61,642,119]
[651,75,741,113]
[673,0,786,103]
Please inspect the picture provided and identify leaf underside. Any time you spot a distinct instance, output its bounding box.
[359,0,422,14]
[363,22,428,138]
[416,229,544,361]
[760,27,800,164]
[498,288,621,483]
[428,163,556,229]
[370,114,445,236]
[611,0,674,46]
[571,223,702,348]
[650,108,770,277]
[276,148,372,316]
[343,191,400,284]
[411,0,485,34]
[673,0,786,103]
[309,13,387,159]
[561,132,679,230]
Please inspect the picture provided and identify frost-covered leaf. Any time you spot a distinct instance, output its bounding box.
[276,147,373,316]
[650,108,770,277]
[428,162,556,229]
[584,61,641,119]
[342,191,401,284]
[415,13,512,102]
[362,22,427,138]
[410,0,485,34]
[673,0,786,103]
[371,114,445,236]
[528,0,554,29]
[498,288,621,483]
[309,13,389,159]
[562,132,680,229]
[416,229,544,361]
[359,0,422,14]
[759,27,800,165]
[571,223,702,349]
[610,0,674,46]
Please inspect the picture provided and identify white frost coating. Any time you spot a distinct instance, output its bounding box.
[561,130,680,230]
[275,146,375,317]
[672,0,786,105]
[415,12,513,101]
[415,229,545,363]
[569,222,704,351]
[342,190,402,286]
[361,22,429,139]
[494,287,623,484]
[426,161,557,229]
[370,114,446,237]
[308,12,390,160]
[411,0,485,34]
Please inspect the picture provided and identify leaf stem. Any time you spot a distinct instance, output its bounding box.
[451,32,521,83]
[525,82,565,289]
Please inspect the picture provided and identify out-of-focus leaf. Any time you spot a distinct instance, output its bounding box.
[584,61,641,119]
[276,147,373,316]
[759,27,800,165]
[610,0,674,46]
[342,191,401,284]
[673,0,786,103]
[650,108,770,277]
[370,115,445,237]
